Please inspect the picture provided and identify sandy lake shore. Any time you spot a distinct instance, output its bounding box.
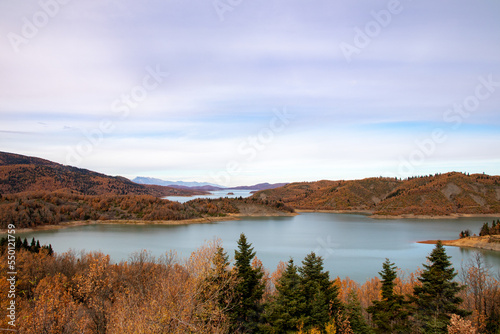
[1,211,297,234]
[419,235,500,252]
[295,210,500,220]
[372,213,500,220]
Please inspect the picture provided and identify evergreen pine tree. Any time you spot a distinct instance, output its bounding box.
[298,252,341,331]
[367,258,409,333]
[15,236,22,250]
[480,223,490,236]
[47,244,54,256]
[412,241,470,333]
[231,233,265,333]
[265,259,306,333]
[343,290,373,334]
[198,246,236,330]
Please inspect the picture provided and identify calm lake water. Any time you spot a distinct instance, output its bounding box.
[164,189,254,203]
[18,213,500,282]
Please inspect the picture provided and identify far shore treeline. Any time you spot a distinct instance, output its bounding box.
[0,192,294,229]
[1,235,499,333]
[2,152,500,230]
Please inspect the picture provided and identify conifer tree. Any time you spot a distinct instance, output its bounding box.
[198,246,236,330]
[298,252,341,331]
[231,233,265,333]
[412,241,470,333]
[265,259,306,333]
[367,258,408,333]
[480,223,490,236]
[343,290,372,334]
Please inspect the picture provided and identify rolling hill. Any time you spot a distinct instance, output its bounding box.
[0,152,294,229]
[0,151,202,197]
[253,172,500,217]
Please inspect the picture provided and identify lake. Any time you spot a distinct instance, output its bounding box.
[164,189,255,203]
[18,212,500,283]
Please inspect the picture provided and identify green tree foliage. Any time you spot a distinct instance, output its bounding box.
[0,237,53,255]
[478,220,500,236]
[298,252,341,331]
[459,229,471,238]
[4,235,500,332]
[198,246,238,331]
[412,241,470,333]
[265,259,306,333]
[343,289,372,334]
[231,233,265,333]
[367,258,408,333]
[480,223,491,236]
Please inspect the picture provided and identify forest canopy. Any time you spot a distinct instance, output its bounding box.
[1,236,498,333]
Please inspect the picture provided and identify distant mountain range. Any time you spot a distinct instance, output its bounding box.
[132,177,222,188]
[132,177,287,191]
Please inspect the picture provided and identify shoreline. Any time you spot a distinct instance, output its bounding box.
[372,213,500,220]
[295,209,373,215]
[295,210,500,220]
[0,216,239,234]
[418,236,500,252]
[3,211,499,234]
[0,212,296,234]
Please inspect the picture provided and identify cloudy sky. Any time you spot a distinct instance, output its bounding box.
[1,0,499,186]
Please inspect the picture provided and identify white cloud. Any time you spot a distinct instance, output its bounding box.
[1,0,499,184]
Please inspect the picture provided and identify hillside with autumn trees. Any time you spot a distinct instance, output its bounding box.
[0,191,294,229]
[0,152,294,229]
[0,151,203,197]
[254,172,500,217]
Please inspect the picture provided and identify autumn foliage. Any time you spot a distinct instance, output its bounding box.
[255,172,500,216]
[0,191,293,229]
[1,237,499,333]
